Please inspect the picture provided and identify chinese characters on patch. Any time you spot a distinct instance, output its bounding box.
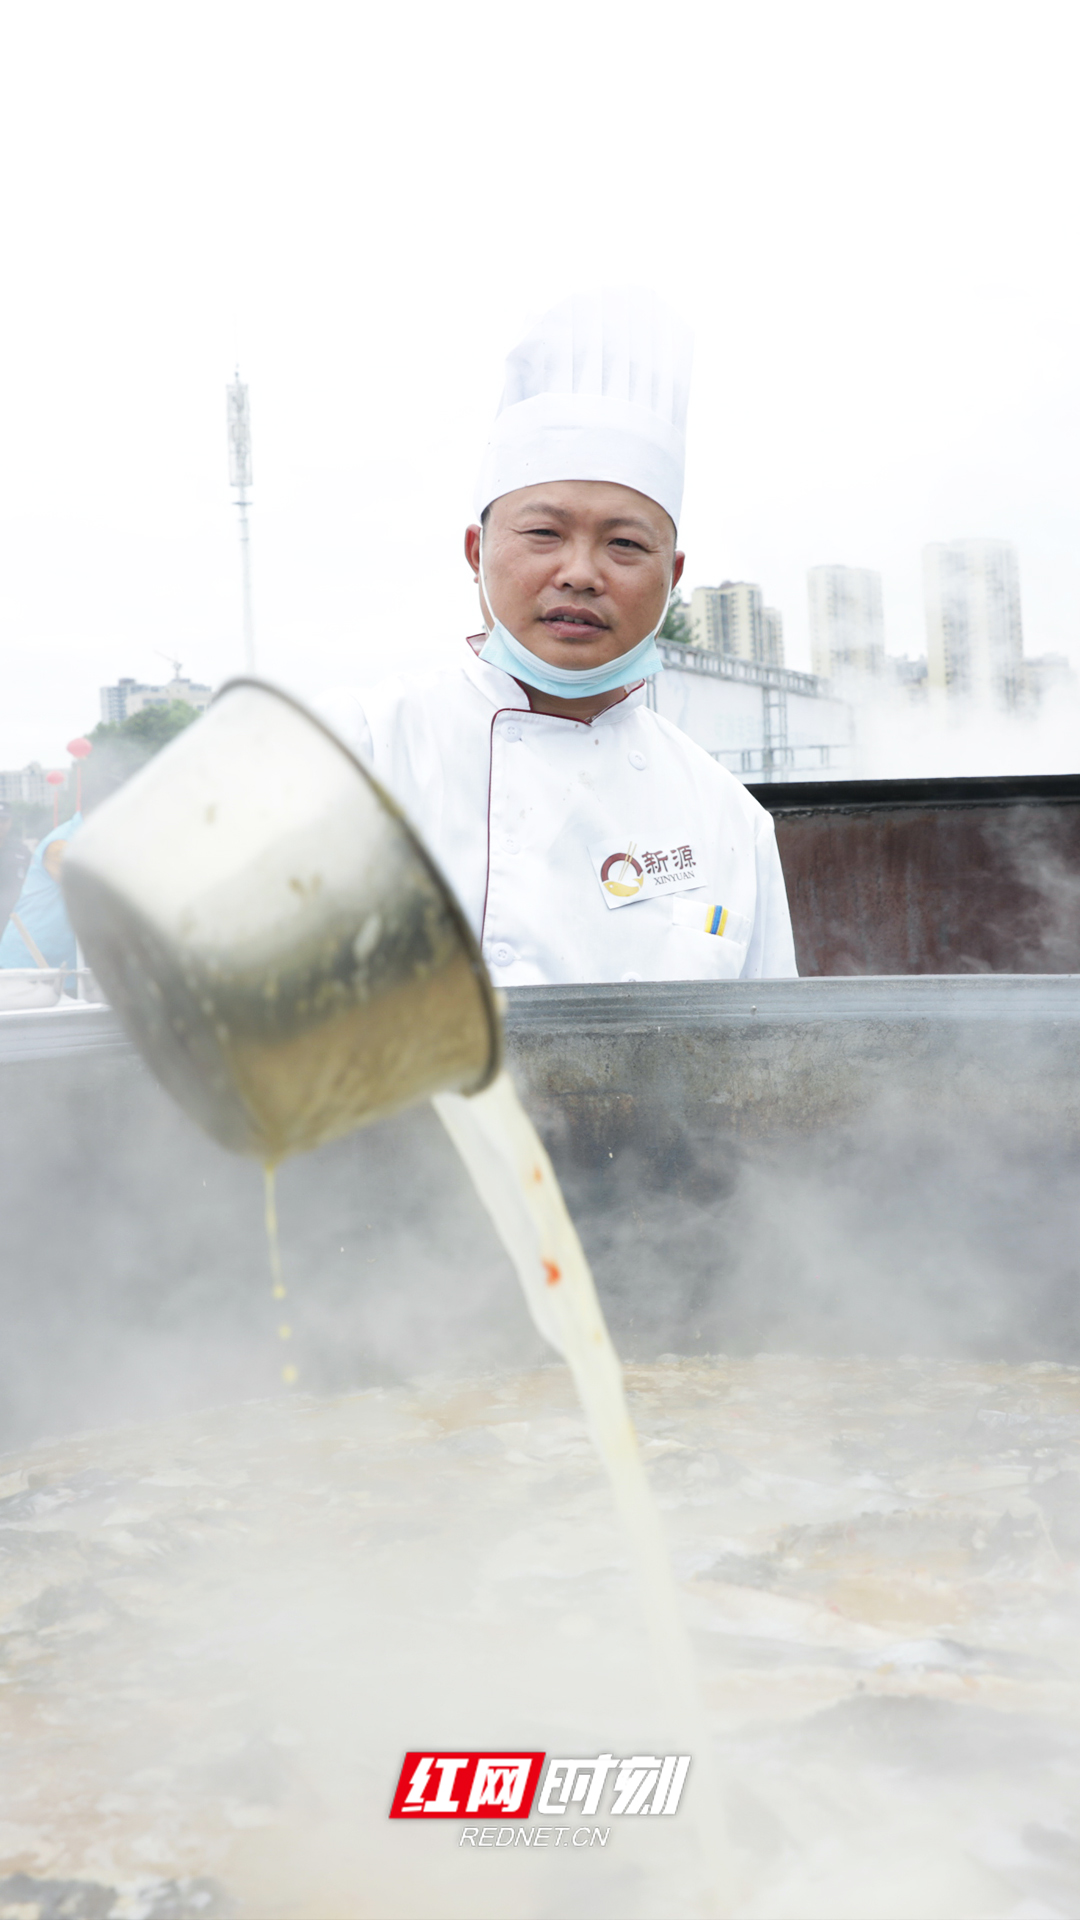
[642,844,696,878]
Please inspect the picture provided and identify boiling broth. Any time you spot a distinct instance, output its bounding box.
[0,1354,1077,1919]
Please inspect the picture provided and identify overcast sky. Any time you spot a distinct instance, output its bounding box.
[1,0,1077,767]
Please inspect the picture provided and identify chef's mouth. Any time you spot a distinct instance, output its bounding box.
[541,608,609,638]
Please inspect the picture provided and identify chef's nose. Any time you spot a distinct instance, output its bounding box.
[556,536,605,594]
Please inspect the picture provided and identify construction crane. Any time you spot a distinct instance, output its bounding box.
[154,651,184,685]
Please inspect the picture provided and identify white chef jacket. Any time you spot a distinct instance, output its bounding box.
[317,646,797,986]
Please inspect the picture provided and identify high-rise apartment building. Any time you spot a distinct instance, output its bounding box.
[761,606,784,668]
[923,540,1023,709]
[690,582,784,667]
[807,566,885,682]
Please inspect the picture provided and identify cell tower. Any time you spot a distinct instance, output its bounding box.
[226,371,255,673]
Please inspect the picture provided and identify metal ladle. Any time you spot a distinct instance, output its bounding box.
[62,679,501,1161]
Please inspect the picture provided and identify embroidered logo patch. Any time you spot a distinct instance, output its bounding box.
[589,838,702,910]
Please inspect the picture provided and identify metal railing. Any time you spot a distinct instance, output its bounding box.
[0,967,104,1011]
[712,742,852,780]
[657,639,830,699]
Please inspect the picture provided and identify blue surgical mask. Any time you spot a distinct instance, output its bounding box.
[476,541,668,700]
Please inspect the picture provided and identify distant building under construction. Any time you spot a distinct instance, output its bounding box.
[100,674,212,726]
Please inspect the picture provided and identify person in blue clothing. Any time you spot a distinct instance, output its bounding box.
[0,811,82,972]
[0,753,134,985]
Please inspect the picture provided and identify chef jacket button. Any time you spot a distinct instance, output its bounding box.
[621,971,642,983]
[504,838,519,856]
[489,943,515,968]
[503,722,522,743]
[628,749,647,770]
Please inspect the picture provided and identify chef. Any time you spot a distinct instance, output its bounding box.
[319,289,797,985]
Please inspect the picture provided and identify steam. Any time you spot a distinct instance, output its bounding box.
[845,679,1080,781]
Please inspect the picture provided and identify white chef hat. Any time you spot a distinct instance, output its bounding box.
[474,288,693,529]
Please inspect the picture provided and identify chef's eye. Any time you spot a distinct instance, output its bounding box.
[611,537,647,551]
[523,525,559,537]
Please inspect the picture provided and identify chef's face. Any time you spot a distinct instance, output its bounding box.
[465,480,684,671]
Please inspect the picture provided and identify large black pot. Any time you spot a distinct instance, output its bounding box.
[2,976,1078,1449]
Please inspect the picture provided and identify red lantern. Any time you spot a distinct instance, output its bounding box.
[66,736,92,811]
[45,768,65,828]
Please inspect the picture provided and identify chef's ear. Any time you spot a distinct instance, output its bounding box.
[464,523,482,581]
[672,550,686,589]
